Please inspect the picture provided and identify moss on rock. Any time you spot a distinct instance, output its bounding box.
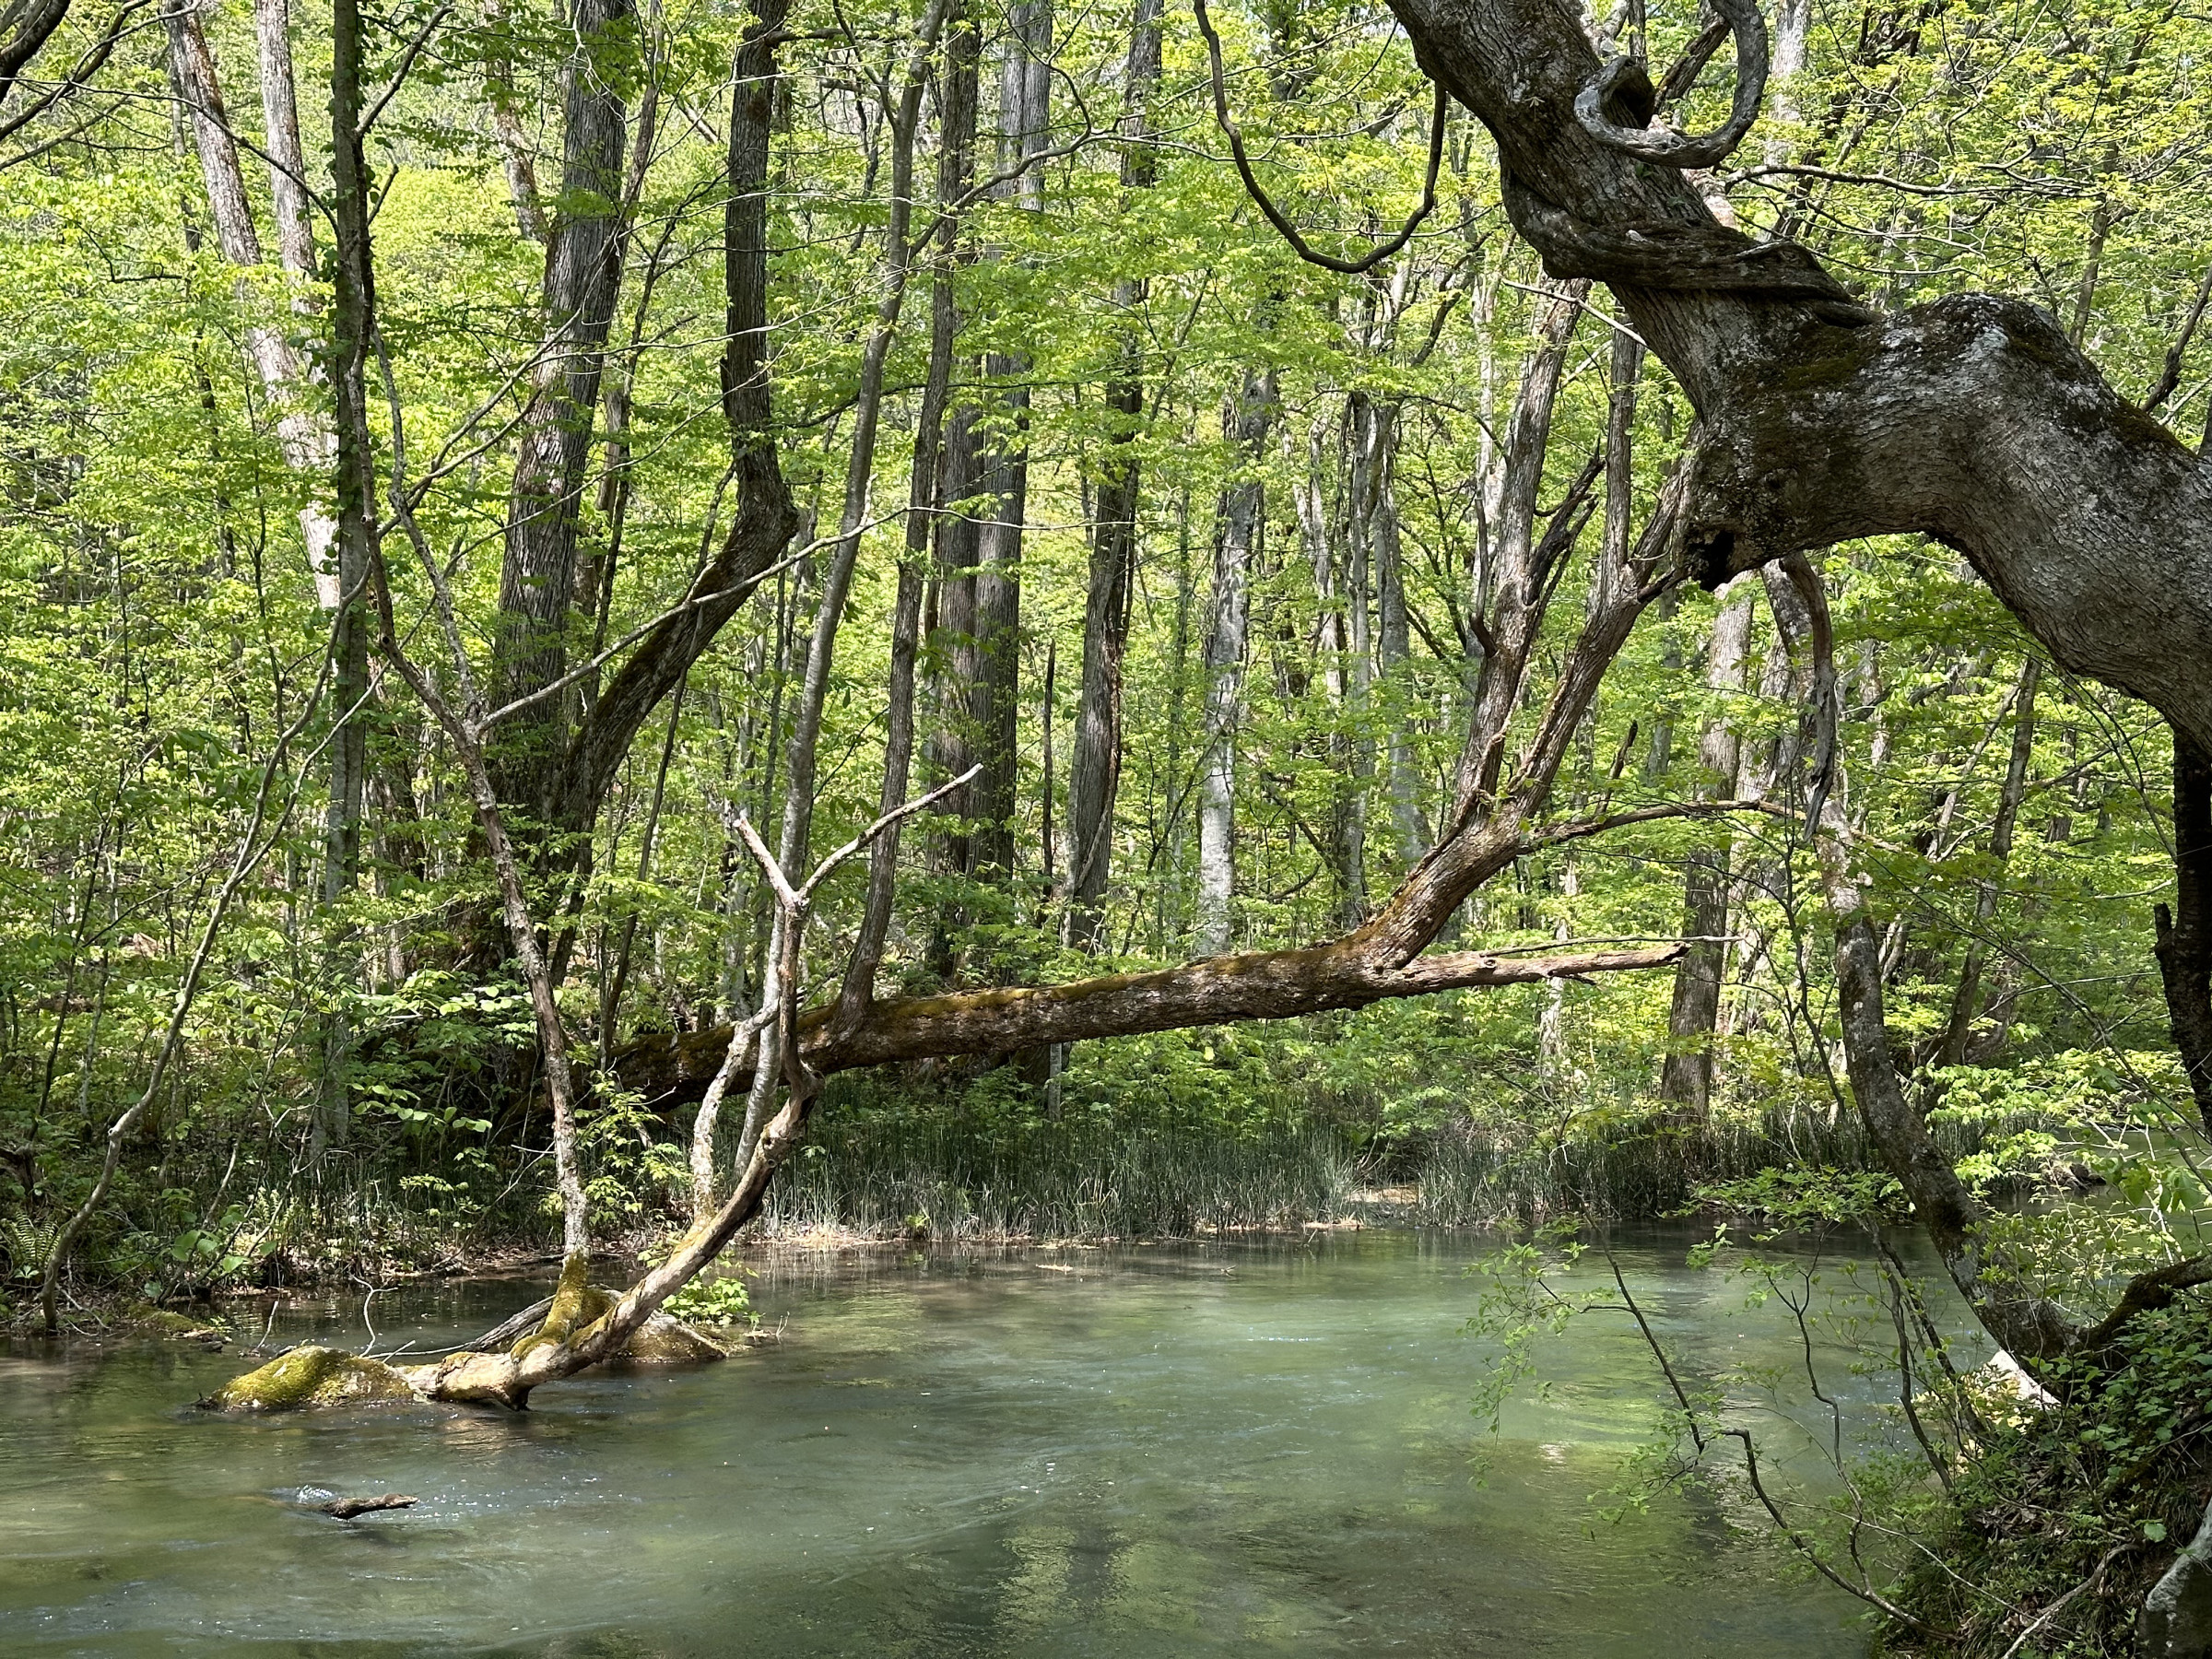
[201,1346,417,1411]
[126,1305,228,1340]
[618,1312,727,1363]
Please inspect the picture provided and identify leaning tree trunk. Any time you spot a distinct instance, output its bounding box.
[1384,0,2212,759]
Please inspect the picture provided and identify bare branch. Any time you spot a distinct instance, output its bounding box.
[1190,0,1446,277]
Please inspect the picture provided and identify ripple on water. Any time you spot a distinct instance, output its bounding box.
[0,1229,1886,1656]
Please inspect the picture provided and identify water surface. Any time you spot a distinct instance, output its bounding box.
[1,1230,1888,1655]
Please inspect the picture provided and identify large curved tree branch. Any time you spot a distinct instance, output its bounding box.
[1386,0,2212,755]
[1574,0,1767,171]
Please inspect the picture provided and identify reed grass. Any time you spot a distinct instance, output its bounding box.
[759,1117,1363,1242]
[753,1096,2035,1243]
[1402,1097,2050,1226]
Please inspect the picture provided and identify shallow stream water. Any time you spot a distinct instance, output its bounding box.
[0,1229,1903,1655]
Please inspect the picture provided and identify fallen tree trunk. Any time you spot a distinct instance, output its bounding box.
[618,936,1683,1105]
[206,1255,727,1413]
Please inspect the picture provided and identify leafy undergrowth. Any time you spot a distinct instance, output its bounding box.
[1881,1304,2212,1658]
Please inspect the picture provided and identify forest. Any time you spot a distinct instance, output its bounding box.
[2,0,2210,1647]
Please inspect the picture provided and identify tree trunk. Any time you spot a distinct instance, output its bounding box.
[489,0,638,823]
[1338,399,1374,929]
[2156,730,2212,1135]
[251,0,315,279]
[1065,0,1159,953]
[1659,586,1752,1115]
[1935,657,2040,1068]
[1194,371,1273,956]
[922,6,980,961]
[1362,391,1428,865]
[165,0,341,604]
[480,0,548,242]
[966,0,1053,884]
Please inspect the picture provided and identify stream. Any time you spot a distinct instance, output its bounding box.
[0,1228,1911,1655]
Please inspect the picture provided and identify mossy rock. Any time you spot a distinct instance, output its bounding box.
[200,1346,417,1411]
[618,1312,727,1364]
[127,1305,229,1341]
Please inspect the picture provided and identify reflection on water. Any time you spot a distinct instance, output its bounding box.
[0,1230,1887,1655]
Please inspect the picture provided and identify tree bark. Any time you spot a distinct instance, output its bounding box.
[1384,0,2212,759]
[1194,371,1273,955]
[1934,657,2040,1068]
[1065,0,1159,953]
[2156,730,2212,1135]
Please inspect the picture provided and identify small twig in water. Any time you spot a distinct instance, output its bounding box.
[322,1493,417,1519]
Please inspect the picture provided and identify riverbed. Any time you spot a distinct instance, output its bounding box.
[0,1229,1902,1654]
